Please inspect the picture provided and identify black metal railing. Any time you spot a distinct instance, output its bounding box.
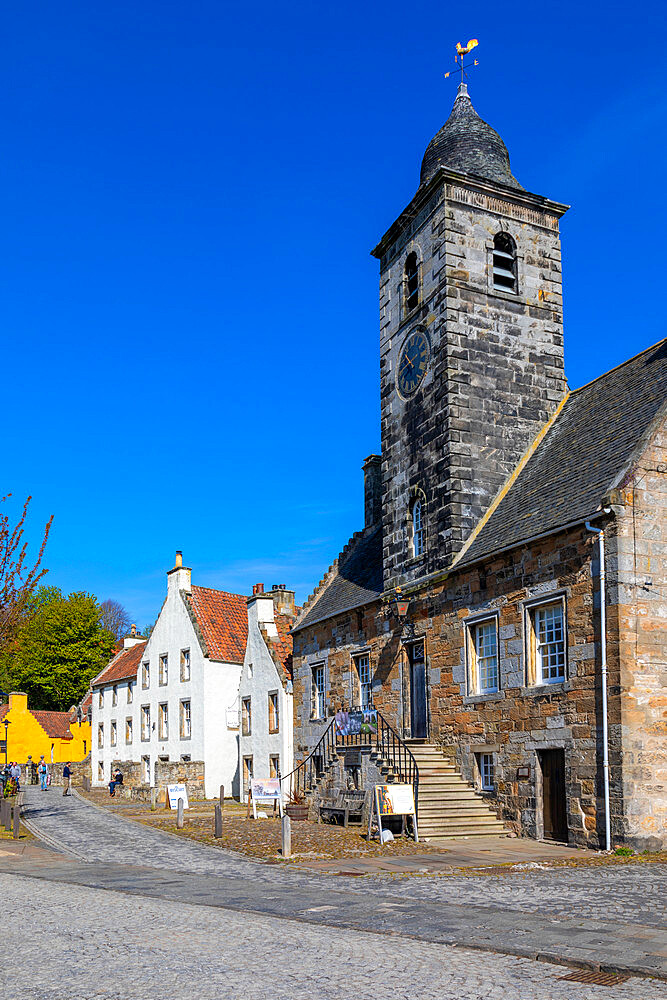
[281,710,419,817]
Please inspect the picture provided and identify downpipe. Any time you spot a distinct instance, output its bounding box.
[586,520,611,851]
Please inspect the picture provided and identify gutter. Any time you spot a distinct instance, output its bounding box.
[585,516,612,851]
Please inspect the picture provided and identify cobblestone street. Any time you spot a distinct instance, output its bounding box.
[2,872,665,1000]
[5,785,666,995]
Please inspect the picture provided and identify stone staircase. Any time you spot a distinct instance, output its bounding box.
[406,741,508,842]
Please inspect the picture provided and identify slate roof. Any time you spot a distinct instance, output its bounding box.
[186,586,248,663]
[92,642,147,688]
[293,524,383,632]
[421,84,522,189]
[457,338,667,567]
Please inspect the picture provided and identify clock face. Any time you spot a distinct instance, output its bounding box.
[397,330,430,397]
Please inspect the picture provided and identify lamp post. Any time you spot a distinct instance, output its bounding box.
[2,719,10,767]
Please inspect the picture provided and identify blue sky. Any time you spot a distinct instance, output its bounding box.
[3,2,666,626]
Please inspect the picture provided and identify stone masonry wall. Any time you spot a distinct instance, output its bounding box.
[608,417,667,850]
[376,174,567,591]
[294,524,620,849]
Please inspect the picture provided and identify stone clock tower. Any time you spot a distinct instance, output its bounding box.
[372,83,569,592]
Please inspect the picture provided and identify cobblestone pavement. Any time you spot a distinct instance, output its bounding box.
[22,785,667,929]
[3,872,664,1000]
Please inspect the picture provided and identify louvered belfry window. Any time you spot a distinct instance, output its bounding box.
[405,252,419,311]
[492,232,517,292]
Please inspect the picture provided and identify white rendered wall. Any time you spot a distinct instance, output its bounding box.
[91,677,138,786]
[238,596,294,802]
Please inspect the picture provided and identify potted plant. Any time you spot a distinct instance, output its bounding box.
[285,791,309,822]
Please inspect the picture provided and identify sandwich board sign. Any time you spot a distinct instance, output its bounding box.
[248,777,283,818]
[167,783,189,810]
[368,783,418,846]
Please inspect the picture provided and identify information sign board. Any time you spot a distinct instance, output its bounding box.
[249,777,283,818]
[166,783,189,810]
[368,783,418,846]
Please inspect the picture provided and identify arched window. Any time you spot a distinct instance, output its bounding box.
[405,252,419,312]
[492,232,517,292]
[411,499,424,557]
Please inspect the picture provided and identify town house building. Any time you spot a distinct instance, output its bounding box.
[291,83,667,850]
[237,584,297,801]
[92,553,248,798]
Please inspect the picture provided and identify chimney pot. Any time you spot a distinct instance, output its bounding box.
[175,551,183,568]
[252,583,264,595]
[131,624,136,636]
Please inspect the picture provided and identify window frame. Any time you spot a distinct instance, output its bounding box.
[491,231,518,293]
[354,653,373,709]
[112,685,118,707]
[242,755,253,797]
[98,761,104,781]
[97,723,104,748]
[180,648,191,682]
[125,717,133,744]
[141,755,150,784]
[404,250,420,314]
[110,720,117,747]
[158,702,169,740]
[466,614,500,696]
[268,691,279,734]
[141,705,151,742]
[98,690,104,709]
[478,752,495,791]
[524,595,568,687]
[127,681,134,704]
[142,661,150,689]
[159,654,168,686]
[180,699,192,740]
[269,754,280,779]
[310,663,326,720]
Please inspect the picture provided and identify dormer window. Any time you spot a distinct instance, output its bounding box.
[405,252,419,312]
[492,232,517,292]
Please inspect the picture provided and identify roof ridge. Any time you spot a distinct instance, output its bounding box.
[571,337,667,396]
[191,584,246,600]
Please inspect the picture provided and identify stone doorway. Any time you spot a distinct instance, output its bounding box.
[408,640,428,739]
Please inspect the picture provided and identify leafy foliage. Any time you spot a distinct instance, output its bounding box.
[6,587,115,710]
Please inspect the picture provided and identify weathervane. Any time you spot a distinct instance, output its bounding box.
[444,38,479,85]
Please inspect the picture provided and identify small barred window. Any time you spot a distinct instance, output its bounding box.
[492,232,517,292]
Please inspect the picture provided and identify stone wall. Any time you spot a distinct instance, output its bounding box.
[294,523,621,849]
[610,418,667,849]
[108,757,206,801]
[374,171,568,590]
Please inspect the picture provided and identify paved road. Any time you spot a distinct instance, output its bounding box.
[13,785,667,982]
[2,872,664,1000]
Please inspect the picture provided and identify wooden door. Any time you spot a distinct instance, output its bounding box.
[541,749,567,842]
[409,641,428,739]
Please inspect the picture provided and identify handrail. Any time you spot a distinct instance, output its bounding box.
[281,710,419,819]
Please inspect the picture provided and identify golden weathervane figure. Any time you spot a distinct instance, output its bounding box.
[444,38,479,85]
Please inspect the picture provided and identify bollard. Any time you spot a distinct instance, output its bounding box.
[150,787,157,812]
[0,799,6,830]
[3,799,10,833]
[281,814,291,859]
[12,804,19,840]
[176,798,184,829]
[214,803,222,838]
[219,785,224,810]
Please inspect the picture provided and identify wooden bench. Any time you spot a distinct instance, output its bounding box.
[318,790,367,828]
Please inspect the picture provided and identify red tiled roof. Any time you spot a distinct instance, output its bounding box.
[32,710,74,740]
[186,586,248,663]
[260,608,300,683]
[92,642,147,688]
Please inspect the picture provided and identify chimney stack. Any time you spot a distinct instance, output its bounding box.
[167,551,191,595]
[363,454,382,529]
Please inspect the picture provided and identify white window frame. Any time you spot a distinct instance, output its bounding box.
[268,691,279,733]
[525,596,567,687]
[242,697,252,736]
[467,616,499,695]
[311,663,326,720]
[479,752,495,791]
[180,699,191,740]
[158,702,168,740]
[180,648,191,682]
[110,720,117,747]
[142,662,150,689]
[159,654,168,686]
[141,705,150,741]
[354,653,372,708]
[412,499,424,557]
[125,717,133,744]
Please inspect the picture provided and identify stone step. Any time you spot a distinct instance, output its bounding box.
[422,831,507,842]
[419,819,506,833]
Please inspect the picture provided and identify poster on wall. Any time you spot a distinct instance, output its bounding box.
[167,783,189,810]
[334,708,378,737]
[368,784,418,846]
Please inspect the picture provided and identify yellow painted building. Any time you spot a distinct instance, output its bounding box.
[0,691,91,765]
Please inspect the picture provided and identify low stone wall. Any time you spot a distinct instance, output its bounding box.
[19,755,91,787]
[108,758,206,802]
[309,750,385,827]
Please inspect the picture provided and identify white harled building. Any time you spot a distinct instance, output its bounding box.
[92,553,248,798]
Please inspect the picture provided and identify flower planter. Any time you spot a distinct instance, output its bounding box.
[286,803,309,822]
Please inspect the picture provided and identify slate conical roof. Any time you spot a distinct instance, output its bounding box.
[420,83,523,189]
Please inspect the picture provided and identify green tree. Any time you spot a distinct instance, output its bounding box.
[8,589,115,710]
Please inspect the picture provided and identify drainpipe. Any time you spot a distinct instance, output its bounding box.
[586,519,611,851]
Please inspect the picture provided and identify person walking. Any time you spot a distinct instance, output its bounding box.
[62,762,72,796]
[38,757,48,791]
[9,762,21,792]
